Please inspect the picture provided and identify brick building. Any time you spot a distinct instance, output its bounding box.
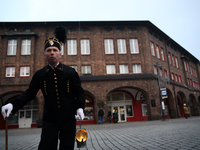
[0,21,200,129]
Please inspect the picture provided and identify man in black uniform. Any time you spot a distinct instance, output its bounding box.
[1,26,85,150]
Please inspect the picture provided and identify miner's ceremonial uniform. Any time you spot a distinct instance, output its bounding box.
[11,63,85,122]
[10,63,85,149]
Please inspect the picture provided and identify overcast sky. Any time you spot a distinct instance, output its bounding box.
[1,0,200,60]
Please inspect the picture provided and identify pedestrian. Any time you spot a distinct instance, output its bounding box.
[98,107,104,124]
[183,103,189,119]
[1,26,85,150]
[108,110,111,123]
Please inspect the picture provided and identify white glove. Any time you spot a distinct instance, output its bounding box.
[1,103,13,119]
[76,108,84,120]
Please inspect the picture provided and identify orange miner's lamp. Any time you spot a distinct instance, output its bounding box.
[76,121,88,148]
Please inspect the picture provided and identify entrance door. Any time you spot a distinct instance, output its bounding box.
[113,106,126,122]
[19,110,32,128]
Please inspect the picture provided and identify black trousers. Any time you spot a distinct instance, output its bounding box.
[38,119,76,150]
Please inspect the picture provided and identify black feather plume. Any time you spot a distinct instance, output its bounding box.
[54,26,67,44]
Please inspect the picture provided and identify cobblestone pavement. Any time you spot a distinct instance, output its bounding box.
[0,117,200,150]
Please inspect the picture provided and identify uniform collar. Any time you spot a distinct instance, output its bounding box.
[45,62,63,73]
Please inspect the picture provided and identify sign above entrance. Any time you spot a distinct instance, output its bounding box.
[160,88,168,99]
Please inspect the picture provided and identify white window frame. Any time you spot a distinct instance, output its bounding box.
[81,66,91,75]
[154,66,157,75]
[70,66,78,72]
[104,39,114,54]
[119,65,129,74]
[68,40,77,55]
[117,39,126,54]
[132,64,142,74]
[155,45,160,59]
[81,39,90,54]
[7,39,17,55]
[160,48,165,61]
[6,67,15,77]
[175,57,179,68]
[106,65,116,74]
[60,43,64,55]
[150,42,155,56]
[20,66,30,77]
[129,39,139,54]
[21,39,31,55]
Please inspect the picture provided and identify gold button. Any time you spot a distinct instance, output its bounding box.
[58,106,60,108]
[56,89,58,92]
[55,85,57,88]
[57,101,60,103]
[55,81,57,83]
[54,73,56,76]
[54,77,57,80]
[57,93,59,96]
[57,97,59,100]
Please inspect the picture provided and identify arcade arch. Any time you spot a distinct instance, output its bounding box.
[106,87,148,122]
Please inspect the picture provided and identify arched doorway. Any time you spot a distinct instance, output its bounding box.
[189,94,196,116]
[78,91,95,125]
[107,87,148,122]
[177,91,187,117]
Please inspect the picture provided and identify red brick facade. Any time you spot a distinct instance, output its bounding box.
[0,21,200,128]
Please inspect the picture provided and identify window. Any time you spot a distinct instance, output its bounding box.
[21,39,31,55]
[187,62,190,72]
[70,66,77,72]
[119,65,129,74]
[171,73,175,80]
[129,39,139,54]
[168,52,172,65]
[150,42,155,56]
[68,40,77,55]
[20,66,30,77]
[106,65,116,74]
[154,66,157,75]
[6,67,15,77]
[126,105,133,116]
[142,104,148,116]
[164,69,168,78]
[190,79,193,85]
[159,68,163,77]
[155,45,160,59]
[60,43,64,55]
[160,48,165,61]
[175,57,179,68]
[178,76,182,83]
[117,39,126,54]
[104,39,114,54]
[132,64,141,73]
[81,39,90,54]
[81,66,91,75]
[175,74,178,82]
[184,61,188,71]
[7,39,17,55]
[187,78,190,85]
[172,55,175,66]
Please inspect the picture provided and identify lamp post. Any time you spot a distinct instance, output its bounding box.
[156,62,165,121]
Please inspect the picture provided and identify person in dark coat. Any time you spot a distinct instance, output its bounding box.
[108,110,111,123]
[98,107,104,124]
[1,26,85,150]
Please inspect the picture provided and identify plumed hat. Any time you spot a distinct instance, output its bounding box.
[44,26,67,50]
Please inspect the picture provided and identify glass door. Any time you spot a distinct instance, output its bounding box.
[19,110,32,128]
[113,105,126,122]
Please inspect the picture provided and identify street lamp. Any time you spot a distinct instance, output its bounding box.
[156,62,165,121]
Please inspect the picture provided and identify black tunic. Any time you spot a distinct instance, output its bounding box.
[11,63,85,123]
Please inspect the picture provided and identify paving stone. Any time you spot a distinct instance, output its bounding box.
[0,117,200,150]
